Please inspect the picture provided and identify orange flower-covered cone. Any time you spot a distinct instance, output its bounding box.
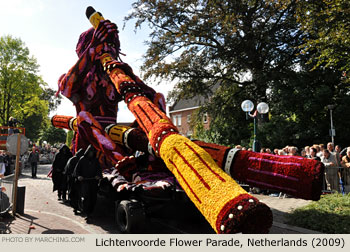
[102,59,273,233]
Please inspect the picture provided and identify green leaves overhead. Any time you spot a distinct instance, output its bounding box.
[296,0,350,75]
[127,0,350,148]
[40,125,67,146]
[0,35,60,142]
[126,0,304,101]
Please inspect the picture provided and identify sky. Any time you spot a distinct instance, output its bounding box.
[0,0,174,122]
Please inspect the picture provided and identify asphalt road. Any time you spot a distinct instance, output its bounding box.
[15,164,214,234]
[3,164,315,234]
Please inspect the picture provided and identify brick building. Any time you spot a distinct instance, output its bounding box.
[169,96,210,138]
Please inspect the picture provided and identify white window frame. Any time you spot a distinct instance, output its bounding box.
[187,114,191,123]
[172,115,177,126]
[177,114,182,126]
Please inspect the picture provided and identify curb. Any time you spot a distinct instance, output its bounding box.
[272,221,322,234]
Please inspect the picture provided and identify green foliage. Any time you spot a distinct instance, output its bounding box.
[296,0,350,78]
[66,130,74,148]
[128,0,350,149]
[40,125,67,145]
[258,64,349,148]
[40,87,62,112]
[126,0,303,101]
[0,35,60,141]
[286,193,350,233]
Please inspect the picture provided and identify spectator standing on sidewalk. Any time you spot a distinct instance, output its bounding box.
[278,149,286,155]
[321,149,339,192]
[289,146,298,156]
[304,146,311,158]
[301,149,307,158]
[317,144,325,159]
[340,147,350,193]
[309,147,321,161]
[327,142,340,166]
[335,145,343,159]
[28,147,39,178]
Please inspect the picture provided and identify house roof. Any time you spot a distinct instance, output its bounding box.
[169,82,220,113]
[169,95,206,113]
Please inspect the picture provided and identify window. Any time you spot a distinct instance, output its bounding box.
[172,116,177,126]
[177,114,182,126]
[172,114,182,126]
[187,114,191,123]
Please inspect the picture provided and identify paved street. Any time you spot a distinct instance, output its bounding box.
[0,164,320,234]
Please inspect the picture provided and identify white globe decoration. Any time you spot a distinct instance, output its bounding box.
[241,100,254,112]
[257,102,269,114]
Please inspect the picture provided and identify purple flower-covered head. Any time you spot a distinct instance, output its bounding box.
[76,27,94,57]
[75,24,121,59]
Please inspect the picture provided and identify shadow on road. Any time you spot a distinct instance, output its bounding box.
[42,229,74,234]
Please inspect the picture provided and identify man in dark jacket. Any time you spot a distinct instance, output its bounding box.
[74,145,102,222]
[28,147,40,178]
[52,145,72,200]
[64,148,84,212]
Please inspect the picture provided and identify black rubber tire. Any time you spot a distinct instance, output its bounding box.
[115,200,145,233]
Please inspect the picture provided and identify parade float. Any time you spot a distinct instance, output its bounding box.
[51,7,324,234]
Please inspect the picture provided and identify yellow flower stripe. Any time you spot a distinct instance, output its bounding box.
[107,125,131,146]
[160,134,247,233]
[70,117,78,132]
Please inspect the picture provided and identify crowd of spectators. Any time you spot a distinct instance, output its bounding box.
[235,142,350,193]
[1,143,61,177]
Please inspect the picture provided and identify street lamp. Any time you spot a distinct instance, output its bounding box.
[241,100,269,152]
[327,104,336,146]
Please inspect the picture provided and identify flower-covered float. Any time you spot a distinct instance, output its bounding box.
[51,7,324,234]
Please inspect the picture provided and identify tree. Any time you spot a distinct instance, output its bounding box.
[126,0,303,144]
[126,0,304,100]
[66,130,74,148]
[40,125,67,145]
[127,0,350,148]
[0,35,60,141]
[41,87,62,112]
[295,0,350,78]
